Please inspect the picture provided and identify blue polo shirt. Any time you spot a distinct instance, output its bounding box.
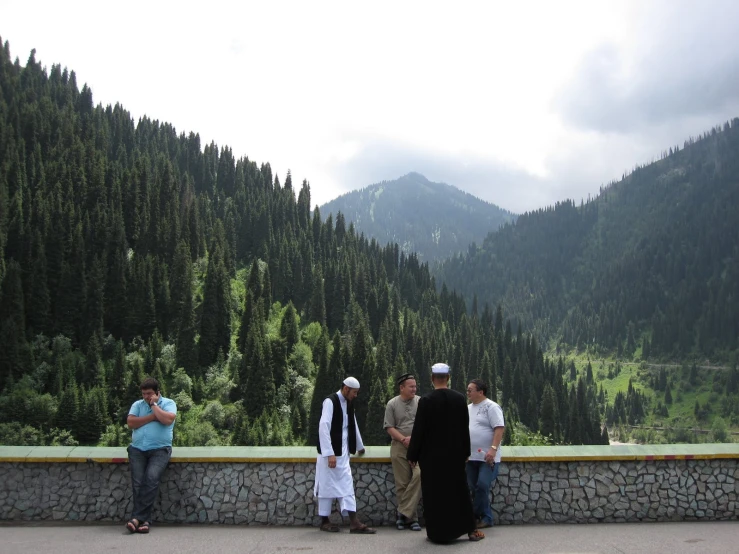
[129,396,177,450]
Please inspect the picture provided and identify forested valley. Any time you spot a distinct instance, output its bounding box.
[0,42,606,448]
[436,118,739,442]
[438,120,739,363]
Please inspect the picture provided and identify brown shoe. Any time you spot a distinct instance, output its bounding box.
[468,529,485,541]
[320,522,340,532]
[350,523,376,534]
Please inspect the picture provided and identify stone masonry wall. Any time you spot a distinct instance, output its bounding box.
[494,460,737,523]
[1,459,737,524]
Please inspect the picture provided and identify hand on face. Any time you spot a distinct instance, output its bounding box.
[142,389,160,406]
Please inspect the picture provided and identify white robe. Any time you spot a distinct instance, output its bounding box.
[314,391,364,513]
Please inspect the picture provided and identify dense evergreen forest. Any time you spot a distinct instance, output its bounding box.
[438,121,739,364]
[320,172,516,262]
[0,42,605,447]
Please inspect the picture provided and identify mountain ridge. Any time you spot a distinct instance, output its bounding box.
[319,172,516,262]
[437,120,739,363]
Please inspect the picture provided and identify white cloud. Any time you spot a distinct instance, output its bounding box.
[2,0,738,212]
[554,1,739,133]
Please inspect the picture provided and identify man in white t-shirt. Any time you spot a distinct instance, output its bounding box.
[466,378,505,529]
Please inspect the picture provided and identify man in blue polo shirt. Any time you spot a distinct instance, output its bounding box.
[125,377,177,534]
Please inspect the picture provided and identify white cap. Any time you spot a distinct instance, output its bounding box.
[431,363,450,374]
[343,376,360,389]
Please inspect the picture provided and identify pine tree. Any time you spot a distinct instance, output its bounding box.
[54,383,80,437]
[308,330,343,446]
[170,241,193,335]
[280,301,299,354]
[0,260,30,389]
[479,351,494,400]
[154,259,171,339]
[238,290,255,352]
[176,283,198,374]
[105,212,129,339]
[133,254,157,339]
[199,225,231,368]
[689,363,698,386]
[243,327,276,419]
[503,407,515,446]
[233,412,251,446]
[348,320,372,429]
[83,333,104,387]
[290,388,308,441]
[78,387,107,444]
[4,149,28,266]
[364,376,389,445]
[110,340,128,422]
[55,223,87,345]
[246,258,262,297]
[308,267,326,326]
[270,336,288,391]
[328,266,346,331]
[539,383,558,440]
[26,232,50,336]
[565,386,581,444]
[84,255,105,343]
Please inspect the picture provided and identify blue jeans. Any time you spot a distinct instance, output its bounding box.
[466,460,500,526]
[128,445,171,523]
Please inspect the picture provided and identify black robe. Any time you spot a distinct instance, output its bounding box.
[407,387,475,543]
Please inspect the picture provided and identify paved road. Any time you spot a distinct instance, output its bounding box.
[1,521,737,554]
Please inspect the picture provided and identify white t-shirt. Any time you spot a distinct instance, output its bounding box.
[468,398,505,463]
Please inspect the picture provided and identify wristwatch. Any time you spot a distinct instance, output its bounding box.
[490,445,498,451]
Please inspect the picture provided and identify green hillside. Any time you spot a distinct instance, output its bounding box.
[437,122,739,363]
[434,123,739,441]
[0,41,602,448]
[561,351,738,443]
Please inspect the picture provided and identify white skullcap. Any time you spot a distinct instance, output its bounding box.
[343,376,360,389]
[431,363,450,374]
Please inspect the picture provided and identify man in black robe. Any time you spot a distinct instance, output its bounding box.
[407,363,485,543]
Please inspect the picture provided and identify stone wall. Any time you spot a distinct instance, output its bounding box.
[494,460,737,523]
[1,446,737,524]
[0,461,398,525]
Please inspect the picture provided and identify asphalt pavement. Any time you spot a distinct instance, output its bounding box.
[1,520,737,554]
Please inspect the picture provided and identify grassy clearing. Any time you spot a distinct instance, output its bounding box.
[551,348,738,442]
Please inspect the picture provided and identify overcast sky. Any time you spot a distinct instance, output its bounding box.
[2,0,739,213]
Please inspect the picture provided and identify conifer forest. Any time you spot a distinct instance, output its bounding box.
[0,40,664,448]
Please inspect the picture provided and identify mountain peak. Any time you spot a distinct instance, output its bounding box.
[400,171,431,183]
[320,175,516,262]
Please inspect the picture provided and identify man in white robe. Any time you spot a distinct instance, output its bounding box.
[314,376,376,534]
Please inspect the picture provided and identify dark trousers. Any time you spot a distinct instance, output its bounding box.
[127,445,171,523]
[466,460,500,526]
